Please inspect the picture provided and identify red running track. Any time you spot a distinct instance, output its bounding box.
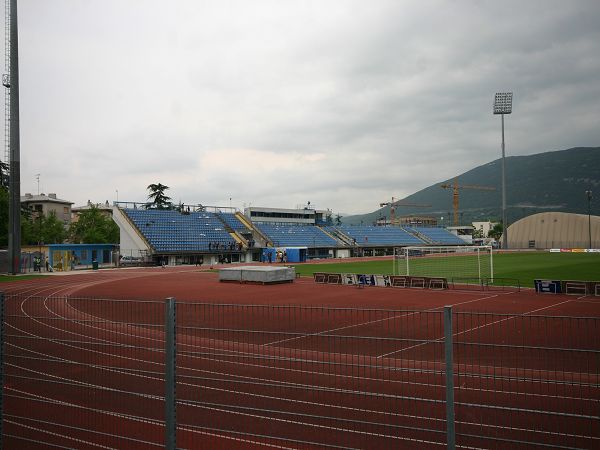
[1,266,599,449]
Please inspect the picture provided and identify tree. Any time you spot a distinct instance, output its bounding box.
[70,206,119,244]
[21,211,67,245]
[147,183,172,210]
[488,222,503,240]
[0,160,8,188]
[43,212,67,244]
[472,228,484,239]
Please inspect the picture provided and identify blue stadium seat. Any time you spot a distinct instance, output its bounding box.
[326,225,424,246]
[257,224,339,247]
[122,209,236,252]
[218,213,247,231]
[409,227,466,245]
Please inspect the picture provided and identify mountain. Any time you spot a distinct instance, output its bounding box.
[342,147,600,226]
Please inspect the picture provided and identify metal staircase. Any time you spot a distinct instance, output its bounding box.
[234,211,272,247]
[404,227,435,244]
[326,226,355,246]
[214,212,249,249]
[317,226,346,246]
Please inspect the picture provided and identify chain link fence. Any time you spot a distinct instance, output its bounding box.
[1,293,598,449]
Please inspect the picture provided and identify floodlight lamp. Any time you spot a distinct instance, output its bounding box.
[493,92,513,114]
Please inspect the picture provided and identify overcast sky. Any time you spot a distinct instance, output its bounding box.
[2,0,600,215]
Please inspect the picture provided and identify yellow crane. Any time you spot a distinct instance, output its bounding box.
[379,197,432,225]
[440,177,496,226]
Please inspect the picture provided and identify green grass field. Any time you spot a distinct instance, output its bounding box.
[292,252,599,288]
[0,274,47,283]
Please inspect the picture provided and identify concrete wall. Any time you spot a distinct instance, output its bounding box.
[112,207,151,257]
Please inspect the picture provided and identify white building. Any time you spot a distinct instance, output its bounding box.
[472,221,498,237]
[244,206,332,225]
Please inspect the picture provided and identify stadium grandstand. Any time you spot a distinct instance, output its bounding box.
[256,224,339,248]
[324,225,423,246]
[112,202,476,265]
[408,226,466,245]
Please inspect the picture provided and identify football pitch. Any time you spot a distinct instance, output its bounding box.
[292,252,599,288]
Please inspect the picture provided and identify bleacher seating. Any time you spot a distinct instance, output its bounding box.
[122,208,465,253]
[257,224,339,247]
[218,212,248,232]
[123,209,237,252]
[409,227,466,245]
[326,225,424,246]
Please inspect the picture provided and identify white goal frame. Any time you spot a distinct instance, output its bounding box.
[393,245,494,281]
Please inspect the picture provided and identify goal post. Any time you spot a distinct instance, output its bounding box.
[393,245,493,282]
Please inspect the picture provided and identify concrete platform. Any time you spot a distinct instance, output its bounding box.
[219,265,296,284]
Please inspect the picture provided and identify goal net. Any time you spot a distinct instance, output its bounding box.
[393,245,493,281]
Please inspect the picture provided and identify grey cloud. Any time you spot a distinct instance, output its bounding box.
[6,0,600,214]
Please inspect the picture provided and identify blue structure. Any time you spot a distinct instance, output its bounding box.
[285,247,307,263]
[48,244,117,270]
[262,247,307,263]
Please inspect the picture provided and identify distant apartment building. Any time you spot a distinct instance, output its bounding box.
[21,193,73,226]
[472,221,497,237]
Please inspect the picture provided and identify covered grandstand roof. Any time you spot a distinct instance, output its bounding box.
[506,212,600,249]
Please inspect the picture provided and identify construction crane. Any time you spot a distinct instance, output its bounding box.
[440,177,496,226]
[379,197,432,225]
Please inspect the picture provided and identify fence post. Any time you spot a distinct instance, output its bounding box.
[165,297,177,450]
[444,305,456,450]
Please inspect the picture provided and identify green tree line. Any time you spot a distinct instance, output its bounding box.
[0,187,119,246]
[1,182,173,246]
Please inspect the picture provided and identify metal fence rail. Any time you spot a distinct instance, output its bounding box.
[174,303,447,449]
[0,292,599,449]
[452,311,600,450]
[1,295,167,449]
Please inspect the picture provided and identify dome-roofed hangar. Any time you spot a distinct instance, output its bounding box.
[506,212,600,249]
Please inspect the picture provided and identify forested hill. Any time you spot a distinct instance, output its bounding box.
[342,147,600,225]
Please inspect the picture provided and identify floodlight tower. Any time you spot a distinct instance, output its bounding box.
[5,0,21,274]
[586,190,592,249]
[493,92,512,250]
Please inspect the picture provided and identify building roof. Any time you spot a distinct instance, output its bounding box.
[21,193,73,205]
[507,212,600,249]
